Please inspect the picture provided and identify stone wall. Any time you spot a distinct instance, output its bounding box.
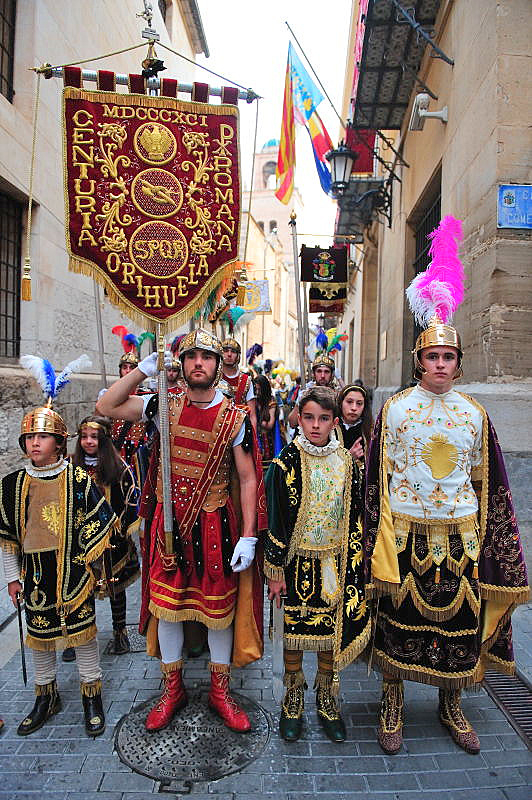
[0,366,109,475]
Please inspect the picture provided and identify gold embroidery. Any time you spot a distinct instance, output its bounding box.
[41,503,62,536]
[421,434,458,479]
[31,615,50,628]
[286,467,298,506]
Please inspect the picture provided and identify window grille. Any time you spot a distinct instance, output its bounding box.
[0,191,22,358]
[0,0,16,102]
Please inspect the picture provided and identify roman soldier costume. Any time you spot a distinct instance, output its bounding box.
[0,355,116,738]
[111,348,151,490]
[309,353,340,390]
[364,217,529,755]
[221,337,254,409]
[264,433,371,742]
[138,329,267,733]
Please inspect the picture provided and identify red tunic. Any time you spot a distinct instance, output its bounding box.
[146,395,244,628]
[224,371,251,407]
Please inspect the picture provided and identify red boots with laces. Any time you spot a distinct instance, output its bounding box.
[208,662,251,733]
[145,660,187,732]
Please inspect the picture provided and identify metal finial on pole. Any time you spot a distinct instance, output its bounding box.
[289,212,307,389]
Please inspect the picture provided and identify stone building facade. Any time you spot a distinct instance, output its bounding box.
[0,0,208,472]
[336,0,531,455]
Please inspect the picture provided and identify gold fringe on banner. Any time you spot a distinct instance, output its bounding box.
[63,86,240,116]
[68,256,238,334]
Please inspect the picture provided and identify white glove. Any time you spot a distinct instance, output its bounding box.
[138,351,173,378]
[230,536,258,572]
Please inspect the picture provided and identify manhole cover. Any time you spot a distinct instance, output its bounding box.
[115,689,270,790]
[103,624,146,654]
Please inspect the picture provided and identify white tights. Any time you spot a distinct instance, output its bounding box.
[32,637,101,685]
[157,619,233,665]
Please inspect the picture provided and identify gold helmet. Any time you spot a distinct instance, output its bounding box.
[19,400,68,451]
[312,353,335,373]
[167,356,181,370]
[221,337,241,358]
[412,319,463,379]
[178,328,223,386]
[119,351,139,368]
[18,353,91,452]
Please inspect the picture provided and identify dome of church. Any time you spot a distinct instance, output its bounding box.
[262,138,280,150]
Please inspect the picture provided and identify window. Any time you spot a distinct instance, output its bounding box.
[269,220,277,233]
[0,0,16,102]
[412,192,441,347]
[257,221,264,233]
[158,0,167,23]
[0,191,22,358]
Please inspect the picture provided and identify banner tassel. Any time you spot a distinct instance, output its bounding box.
[21,258,32,301]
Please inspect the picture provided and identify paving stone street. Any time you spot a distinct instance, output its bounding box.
[0,578,530,800]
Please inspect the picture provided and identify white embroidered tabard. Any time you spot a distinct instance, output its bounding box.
[385,385,483,522]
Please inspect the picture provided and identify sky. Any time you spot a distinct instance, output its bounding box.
[195,0,353,242]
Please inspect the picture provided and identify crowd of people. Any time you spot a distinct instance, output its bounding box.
[0,218,529,761]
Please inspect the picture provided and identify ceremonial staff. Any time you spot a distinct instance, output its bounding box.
[16,593,28,686]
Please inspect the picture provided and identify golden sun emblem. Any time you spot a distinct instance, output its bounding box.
[420,433,459,479]
[42,503,62,536]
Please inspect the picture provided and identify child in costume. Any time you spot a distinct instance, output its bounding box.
[70,415,140,655]
[335,383,373,469]
[364,217,529,755]
[0,355,116,738]
[265,386,370,742]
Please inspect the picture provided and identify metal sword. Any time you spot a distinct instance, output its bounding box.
[272,594,285,703]
[16,593,27,686]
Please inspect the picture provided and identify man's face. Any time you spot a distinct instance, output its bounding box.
[80,428,99,456]
[313,366,333,386]
[419,346,459,393]
[166,367,180,387]
[182,349,218,389]
[24,433,60,466]
[222,347,239,368]
[298,401,338,447]
[120,362,135,377]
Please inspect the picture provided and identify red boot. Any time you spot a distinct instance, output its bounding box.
[145,661,187,732]
[208,663,251,733]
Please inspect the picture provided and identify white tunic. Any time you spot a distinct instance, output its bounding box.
[385,385,483,522]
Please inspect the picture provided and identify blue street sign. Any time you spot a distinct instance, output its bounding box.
[497,184,532,229]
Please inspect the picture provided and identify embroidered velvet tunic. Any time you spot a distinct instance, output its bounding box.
[82,457,140,595]
[0,461,115,650]
[264,436,371,671]
[364,387,529,687]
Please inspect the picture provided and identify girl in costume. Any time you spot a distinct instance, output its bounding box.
[335,383,373,468]
[254,374,286,473]
[0,355,115,738]
[70,416,140,656]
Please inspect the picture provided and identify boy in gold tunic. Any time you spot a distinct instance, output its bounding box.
[265,387,370,742]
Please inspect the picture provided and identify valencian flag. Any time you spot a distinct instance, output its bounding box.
[300,244,348,313]
[275,43,333,204]
[62,69,241,330]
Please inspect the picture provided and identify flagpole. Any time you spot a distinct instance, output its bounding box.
[289,212,307,389]
[93,280,107,388]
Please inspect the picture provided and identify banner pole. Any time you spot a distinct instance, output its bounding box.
[289,212,307,389]
[93,280,107,388]
[157,324,173,556]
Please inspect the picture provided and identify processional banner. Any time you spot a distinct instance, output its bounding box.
[62,87,240,329]
[300,244,347,313]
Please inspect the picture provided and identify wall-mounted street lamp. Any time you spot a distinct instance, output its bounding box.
[326,141,358,197]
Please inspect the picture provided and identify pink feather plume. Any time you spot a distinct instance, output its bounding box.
[406,215,464,326]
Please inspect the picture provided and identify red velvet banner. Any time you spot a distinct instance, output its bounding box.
[62,87,241,328]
